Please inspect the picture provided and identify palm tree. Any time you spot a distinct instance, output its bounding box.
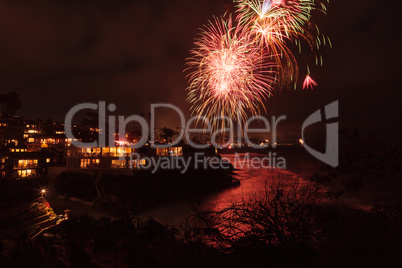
[160,127,177,144]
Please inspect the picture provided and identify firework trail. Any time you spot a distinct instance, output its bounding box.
[303,74,317,90]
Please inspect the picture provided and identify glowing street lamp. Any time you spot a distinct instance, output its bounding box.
[299,139,304,147]
[41,189,46,198]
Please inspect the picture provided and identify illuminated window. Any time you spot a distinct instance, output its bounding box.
[80,158,99,168]
[130,159,146,168]
[17,159,38,168]
[8,139,18,145]
[81,148,91,156]
[102,147,110,156]
[46,158,50,163]
[117,147,123,156]
[17,169,37,178]
[106,147,121,157]
[111,160,126,169]
[156,147,183,156]
[81,159,90,168]
[92,148,101,155]
[28,138,35,143]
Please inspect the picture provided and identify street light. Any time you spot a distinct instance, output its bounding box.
[41,189,46,198]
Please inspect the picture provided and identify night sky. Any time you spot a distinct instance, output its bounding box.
[0,0,401,145]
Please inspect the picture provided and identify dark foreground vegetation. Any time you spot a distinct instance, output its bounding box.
[4,179,400,267]
[55,163,237,215]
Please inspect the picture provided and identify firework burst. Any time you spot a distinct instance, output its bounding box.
[186,16,277,130]
[186,1,330,130]
[235,0,329,87]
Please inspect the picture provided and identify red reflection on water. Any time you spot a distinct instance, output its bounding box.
[202,154,306,211]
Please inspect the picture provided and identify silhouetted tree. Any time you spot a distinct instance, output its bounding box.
[185,180,323,248]
[160,127,177,144]
[76,112,102,142]
[0,92,22,116]
[41,119,55,136]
